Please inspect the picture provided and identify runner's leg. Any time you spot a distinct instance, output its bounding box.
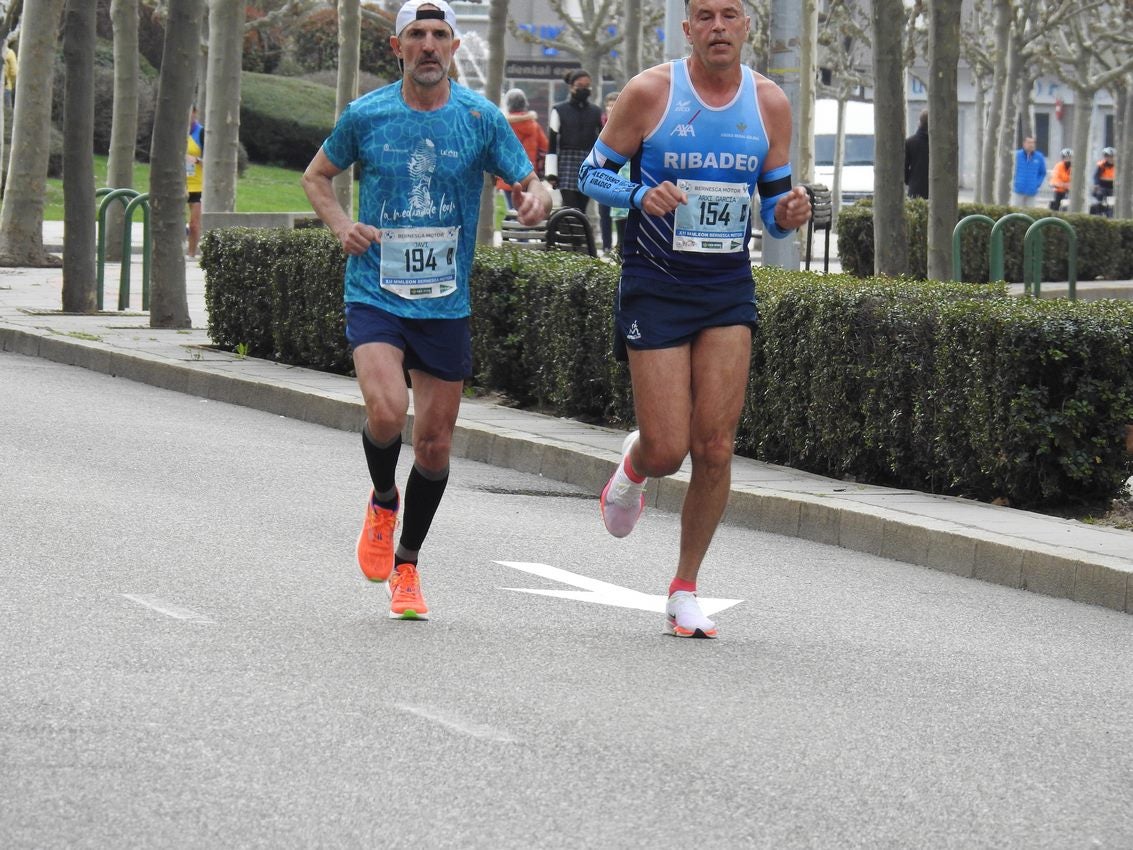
[398,368,462,555]
[676,325,752,583]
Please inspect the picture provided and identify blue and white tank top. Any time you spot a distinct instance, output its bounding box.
[322,81,534,319]
[623,58,770,284]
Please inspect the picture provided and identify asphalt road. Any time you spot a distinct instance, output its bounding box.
[2,352,1131,849]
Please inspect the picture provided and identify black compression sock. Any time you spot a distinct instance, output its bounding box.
[399,462,450,552]
[362,425,401,507]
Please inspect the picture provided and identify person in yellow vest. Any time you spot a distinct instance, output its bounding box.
[186,106,204,256]
[3,45,16,109]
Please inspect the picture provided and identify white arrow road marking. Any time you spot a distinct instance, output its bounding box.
[122,594,214,623]
[495,561,742,615]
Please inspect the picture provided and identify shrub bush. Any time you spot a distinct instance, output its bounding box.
[199,227,282,359]
[50,42,159,162]
[837,200,1133,282]
[201,230,1133,509]
[239,71,336,169]
[291,5,399,80]
[243,5,287,74]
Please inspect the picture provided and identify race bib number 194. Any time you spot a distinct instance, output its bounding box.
[379,226,460,299]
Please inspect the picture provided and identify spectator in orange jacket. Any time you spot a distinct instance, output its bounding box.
[495,88,548,203]
[1094,147,1115,198]
[1049,148,1071,211]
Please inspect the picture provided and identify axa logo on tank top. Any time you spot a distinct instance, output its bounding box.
[662,151,761,171]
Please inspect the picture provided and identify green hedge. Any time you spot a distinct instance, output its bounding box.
[837,200,1133,282]
[745,272,1133,504]
[200,227,350,374]
[470,250,633,424]
[200,228,1133,509]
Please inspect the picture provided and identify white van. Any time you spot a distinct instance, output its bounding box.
[813,98,875,203]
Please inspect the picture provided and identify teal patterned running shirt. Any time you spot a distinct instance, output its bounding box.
[322,81,534,319]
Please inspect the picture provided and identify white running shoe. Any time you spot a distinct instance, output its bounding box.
[665,591,718,638]
[600,430,646,538]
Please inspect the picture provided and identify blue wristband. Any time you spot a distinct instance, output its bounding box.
[759,163,794,239]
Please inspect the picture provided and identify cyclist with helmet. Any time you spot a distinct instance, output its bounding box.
[1049,148,1071,211]
[1092,147,1115,217]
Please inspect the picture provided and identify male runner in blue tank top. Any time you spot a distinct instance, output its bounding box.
[302,0,551,622]
[578,0,811,638]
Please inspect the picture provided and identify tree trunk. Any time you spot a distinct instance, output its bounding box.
[203,0,244,214]
[979,0,1010,203]
[1068,87,1093,214]
[149,0,205,329]
[197,5,209,114]
[0,24,7,201]
[831,97,845,222]
[624,0,641,81]
[1018,71,1035,141]
[476,0,508,246]
[973,74,987,200]
[0,0,66,267]
[331,0,359,213]
[796,0,817,184]
[869,0,907,276]
[62,0,98,312]
[1115,81,1131,220]
[106,0,139,262]
[994,31,1021,205]
[926,0,960,282]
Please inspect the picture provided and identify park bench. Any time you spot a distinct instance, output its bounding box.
[500,207,597,257]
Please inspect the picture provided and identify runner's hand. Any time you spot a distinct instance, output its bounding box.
[338,222,381,256]
[775,186,812,230]
[639,181,687,216]
[513,184,551,226]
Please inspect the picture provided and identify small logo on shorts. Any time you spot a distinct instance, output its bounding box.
[625,320,642,341]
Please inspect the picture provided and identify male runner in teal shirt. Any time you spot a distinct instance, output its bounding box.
[303,0,551,621]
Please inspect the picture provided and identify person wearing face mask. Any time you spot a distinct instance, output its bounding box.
[546,68,604,213]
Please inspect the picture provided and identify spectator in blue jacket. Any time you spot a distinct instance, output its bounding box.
[1012,137,1046,207]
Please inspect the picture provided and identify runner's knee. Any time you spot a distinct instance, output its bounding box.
[412,431,452,470]
[637,435,686,477]
[689,433,735,469]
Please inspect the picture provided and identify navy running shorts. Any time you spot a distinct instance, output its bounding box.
[613,274,757,361]
[345,302,472,382]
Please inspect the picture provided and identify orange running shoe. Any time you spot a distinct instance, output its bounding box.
[356,489,397,583]
[388,562,429,620]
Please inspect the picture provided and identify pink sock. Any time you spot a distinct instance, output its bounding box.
[623,453,646,484]
[669,577,697,596]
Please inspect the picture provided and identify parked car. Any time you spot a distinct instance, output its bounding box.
[813,98,875,204]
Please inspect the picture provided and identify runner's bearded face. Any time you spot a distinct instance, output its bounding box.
[397,20,458,87]
[685,0,749,66]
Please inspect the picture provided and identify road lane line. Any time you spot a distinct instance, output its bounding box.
[122,594,214,623]
[393,703,518,744]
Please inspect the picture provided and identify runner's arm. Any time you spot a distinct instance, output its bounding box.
[302,147,380,255]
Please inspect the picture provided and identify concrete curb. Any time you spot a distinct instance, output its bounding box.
[3,321,1130,616]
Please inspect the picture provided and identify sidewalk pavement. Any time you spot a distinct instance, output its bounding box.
[3,222,1130,615]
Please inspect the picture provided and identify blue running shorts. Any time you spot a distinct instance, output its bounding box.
[613,274,758,361]
[345,302,472,382]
